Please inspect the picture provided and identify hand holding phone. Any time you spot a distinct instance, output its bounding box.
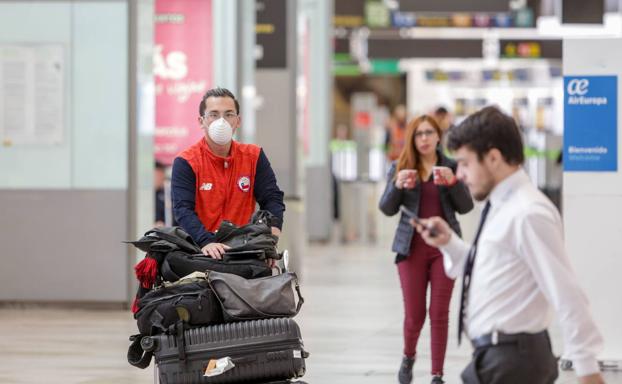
[400,206,438,237]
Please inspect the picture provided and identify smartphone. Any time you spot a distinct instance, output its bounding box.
[400,206,438,237]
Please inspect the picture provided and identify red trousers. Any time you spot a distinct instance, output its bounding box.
[397,240,455,376]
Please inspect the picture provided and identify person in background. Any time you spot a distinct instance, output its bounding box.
[413,106,604,384]
[154,160,167,227]
[433,106,454,150]
[379,115,474,384]
[171,87,285,264]
[386,104,408,161]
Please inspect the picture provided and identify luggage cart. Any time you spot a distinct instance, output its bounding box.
[148,250,308,384]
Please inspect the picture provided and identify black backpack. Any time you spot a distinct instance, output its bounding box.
[128,275,223,369]
[134,276,222,335]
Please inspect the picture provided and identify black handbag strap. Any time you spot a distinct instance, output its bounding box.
[127,334,152,369]
[292,280,304,314]
[207,272,304,320]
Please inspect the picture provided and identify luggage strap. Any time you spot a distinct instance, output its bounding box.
[172,321,187,365]
[127,334,152,369]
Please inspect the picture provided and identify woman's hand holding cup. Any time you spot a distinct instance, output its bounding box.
[395,169,417,189]
[432,166,457,186]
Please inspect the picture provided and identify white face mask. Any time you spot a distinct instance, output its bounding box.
[207,117,233,145]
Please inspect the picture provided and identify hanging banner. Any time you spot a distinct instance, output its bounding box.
[563,75,617,172]
[154,0,212,165]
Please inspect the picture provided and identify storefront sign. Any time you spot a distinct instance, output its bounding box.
[391,11,416,28]
[501,41,541,58]
[365,0,390,28]
[564,75,617,171]
[154,0,212,165]
[500,40,562,59]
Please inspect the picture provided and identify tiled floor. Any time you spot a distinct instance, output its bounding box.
[0,240,621,383]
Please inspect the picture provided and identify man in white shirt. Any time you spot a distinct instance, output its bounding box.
[413,106,604,384]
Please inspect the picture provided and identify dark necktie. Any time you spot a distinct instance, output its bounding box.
[458,200,491,345]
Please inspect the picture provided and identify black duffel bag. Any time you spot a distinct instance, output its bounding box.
[160,251,272,283]
[134,275,223,336]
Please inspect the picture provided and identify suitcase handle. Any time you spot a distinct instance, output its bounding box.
[127,334,153,369]
[231,355,258,364]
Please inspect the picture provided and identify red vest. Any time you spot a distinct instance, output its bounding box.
[179,139,260,232]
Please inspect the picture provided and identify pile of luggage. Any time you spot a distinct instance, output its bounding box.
[126,211,309,384]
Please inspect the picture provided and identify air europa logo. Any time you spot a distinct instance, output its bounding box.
[567,79,589,96]
[567,78,608,106]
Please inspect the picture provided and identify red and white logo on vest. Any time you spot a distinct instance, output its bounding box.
[237,176,251,192]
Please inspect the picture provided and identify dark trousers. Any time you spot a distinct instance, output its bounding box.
[398,244,454,375]
[461,331,559,384]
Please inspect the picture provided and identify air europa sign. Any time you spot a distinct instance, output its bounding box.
[564,75,618,172]
[566,79,608,106]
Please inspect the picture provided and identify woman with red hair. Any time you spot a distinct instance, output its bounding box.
[379,115,473,384]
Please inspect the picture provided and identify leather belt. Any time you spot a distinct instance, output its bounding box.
[470,330,548,349]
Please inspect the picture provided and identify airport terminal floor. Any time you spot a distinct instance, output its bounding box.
[1,227,622,383]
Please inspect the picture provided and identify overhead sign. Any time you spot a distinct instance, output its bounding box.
[564,75,617,172]
[562,0,604,24]
[256,0,287,68]
[368,38,483,59]
[399,0,509,12]
[334,0,365,27]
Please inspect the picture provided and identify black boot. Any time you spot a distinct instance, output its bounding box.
[398,355,415,384]
[431,374,445,384]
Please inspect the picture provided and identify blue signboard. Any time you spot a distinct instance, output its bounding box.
[564,75,618,172]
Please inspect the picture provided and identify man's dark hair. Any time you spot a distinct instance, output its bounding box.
[155,160,166,170]
[434,106,448,116]
[198,87,240,116]
[447,106,524,165]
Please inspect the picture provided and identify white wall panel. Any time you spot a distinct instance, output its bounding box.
[563,38,622,359]
[72,2,128,189]
[0,2,72,189]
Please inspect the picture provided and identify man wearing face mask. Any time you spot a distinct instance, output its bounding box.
[171,87,285,261]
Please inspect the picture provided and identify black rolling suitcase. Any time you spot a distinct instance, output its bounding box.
[142,318,308,384]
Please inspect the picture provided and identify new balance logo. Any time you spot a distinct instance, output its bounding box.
[199,183,213,191]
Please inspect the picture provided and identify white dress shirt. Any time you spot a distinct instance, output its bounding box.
[441,168,603,376]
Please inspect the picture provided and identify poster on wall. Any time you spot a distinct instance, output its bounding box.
[154,0,212,165]
[563,75,617,172]
[0,44,64,146]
